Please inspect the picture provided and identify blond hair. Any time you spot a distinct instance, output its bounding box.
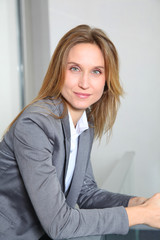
[7,24,123,139]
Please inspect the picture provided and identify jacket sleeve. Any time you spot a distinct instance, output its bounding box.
[13,112,130,239]
[77,159,133,209]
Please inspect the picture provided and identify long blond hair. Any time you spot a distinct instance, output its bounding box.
[7,24,123,139]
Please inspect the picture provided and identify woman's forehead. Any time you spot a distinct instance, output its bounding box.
[67,43,105,67]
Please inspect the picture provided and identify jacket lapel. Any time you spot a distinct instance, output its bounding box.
[54,101,71,192]
[66,130,90,207]
[61,114,71,192]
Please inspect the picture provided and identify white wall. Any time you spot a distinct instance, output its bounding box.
[0,0,21,138]
[48,0,160,197]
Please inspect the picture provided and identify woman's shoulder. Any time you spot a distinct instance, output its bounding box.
[10,99,65,142]
[25,98,62,116]
[2,99,64,147]
[14,98,63,133]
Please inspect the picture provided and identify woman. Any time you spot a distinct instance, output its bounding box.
[0,25,160,240]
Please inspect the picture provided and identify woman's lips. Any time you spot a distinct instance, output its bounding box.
[74,92,91,99]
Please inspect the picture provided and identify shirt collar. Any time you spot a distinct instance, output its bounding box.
[68,111,89,138]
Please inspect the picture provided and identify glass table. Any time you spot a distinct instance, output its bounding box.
[103,225,160,240]
[41,226,160,240]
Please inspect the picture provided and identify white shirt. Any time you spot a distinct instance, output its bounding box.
[65,111,89,192]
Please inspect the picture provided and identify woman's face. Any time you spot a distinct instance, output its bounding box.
[61,43,106,120]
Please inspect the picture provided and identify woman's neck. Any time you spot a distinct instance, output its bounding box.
[67,107,84,127]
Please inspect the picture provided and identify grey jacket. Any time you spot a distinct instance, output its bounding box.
[0,99,131,240]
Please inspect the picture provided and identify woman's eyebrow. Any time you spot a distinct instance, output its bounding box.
[67,62,105,69]
[67,61,79,65]
[95,66,105,69]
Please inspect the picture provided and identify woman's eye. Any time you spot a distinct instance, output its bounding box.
[92,69,101,75]
[70,67,79,72]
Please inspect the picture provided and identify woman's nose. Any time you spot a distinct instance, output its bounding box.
[78,72,89,89]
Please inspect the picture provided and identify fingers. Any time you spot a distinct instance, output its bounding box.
[128,197,148,207]
[152,193,160,199]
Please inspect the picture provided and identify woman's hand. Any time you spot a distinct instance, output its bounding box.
[141,193,160,229]
[126,193,160,229]
[128,196,148,207]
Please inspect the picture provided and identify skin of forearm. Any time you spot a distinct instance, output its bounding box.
[125,205,146,226]
[126,197,147,227]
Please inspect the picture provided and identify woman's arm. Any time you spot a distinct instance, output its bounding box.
[77,159,133,209]
[77,153,160,230]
